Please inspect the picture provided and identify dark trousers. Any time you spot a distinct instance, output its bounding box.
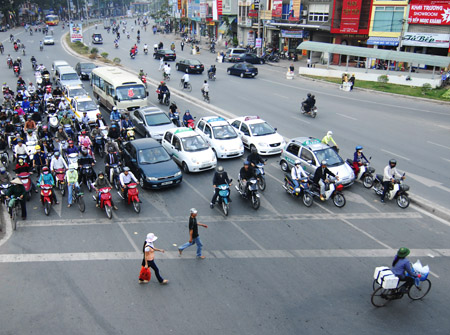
[9,198,27,218]
[141,259,164,283]
[399,276,415,289]
[211,188,220,204]
[381,181,391,201]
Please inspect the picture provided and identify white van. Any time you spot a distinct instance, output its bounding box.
[55,66,83,89]
[51,60,69,80]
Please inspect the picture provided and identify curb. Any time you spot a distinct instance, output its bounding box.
[0,207,13,247]
[410,193,450,222]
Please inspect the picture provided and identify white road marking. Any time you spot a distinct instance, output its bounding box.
[410,204,450,227]
[0,248,449,263]
[380,149,411,161]
[408,172,450,193]
[442,158,450,163]
[437,124,450,130]
[427,141,450,150]
[290,115,311,124]
[0,209,13,248]
[229,221,264,250]
[430,271,439,278]
[118,222,140,252]
[336,113,357,120]
[273,93,289,99]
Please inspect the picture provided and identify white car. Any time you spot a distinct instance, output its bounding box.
[229,116,286,155]
[63,85,88,102]
[162,128,217,173]
[196,116,244,159]
[70,96,100,124]
[43,35,55,45]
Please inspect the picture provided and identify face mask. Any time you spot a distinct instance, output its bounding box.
[99,176,104,179]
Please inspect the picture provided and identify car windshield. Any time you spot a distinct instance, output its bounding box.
[61,73,79,81]
[213,125,238,140]
[314,148,344,167]
[44,36,53,40]
[116,85,146,101]
[81,63,96,70]
[144,113,171,126]
[249,122,275,136]
[78,100,97,112]
[138,147,171,164]
[181,135,209,152]
[69,88,86,97]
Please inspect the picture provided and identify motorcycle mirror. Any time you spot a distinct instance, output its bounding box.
[146,92,149,97]
[274,127,277,131]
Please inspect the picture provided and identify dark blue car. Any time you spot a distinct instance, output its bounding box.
[227,63,258,78]
[122,139,182,189]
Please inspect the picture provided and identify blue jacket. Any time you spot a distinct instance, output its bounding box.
[353,151,368,163]
[66,146,79,155]
[110,111,121,121]
[38,172,55,186]
[391,257,416,280]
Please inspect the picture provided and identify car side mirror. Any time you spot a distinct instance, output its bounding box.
[307,160,312,164]
[97,105,100,108]
[274,127,277,131]
[137,120,143,125]
[114,95,118,100]
[131,158,137,163]
[146,91,149,97]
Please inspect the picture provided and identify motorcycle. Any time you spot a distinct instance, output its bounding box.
[7,58,13,68]
[254,161,267,191]
[93,134,105,158]
[282,175,313,207]
[114,42,119,49]
[301,101,317,118]
[163,72,170,81]
[94,187,113,219]
[372,173,410,208]
[130,51,136,59]
[63,124,75,141]
[40,184,54,216]
[308,175,346,208]
[235,177,260,210]
[125,127,135,141]
[346,158,375,188]
[48,112,59,134]
[31,60,37,70]
[208,72,216,81]
[144,48,148,55]
[0,149,9,168]
[170,111,180,127]
[54,168,66,196]
[156,90,170,106]
[25,140,37,163]
[139,74,147,87]
[216,183,232,216]
[80,164,95,192]
[13,65,20,77]
[108,163,122,189]
[118,182,141,213]
[18,172,32,201]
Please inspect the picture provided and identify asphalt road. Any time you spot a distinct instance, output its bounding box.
[1,21,450,335]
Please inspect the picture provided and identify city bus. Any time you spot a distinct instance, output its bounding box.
[45,14,60,26]
[91,67,148,112]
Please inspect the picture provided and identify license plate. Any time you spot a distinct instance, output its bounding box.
[161,181,173,186]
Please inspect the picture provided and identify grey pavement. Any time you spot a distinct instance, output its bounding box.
[0,20,450,335]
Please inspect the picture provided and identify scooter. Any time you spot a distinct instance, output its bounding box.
[235,177,260,210]
[170,111,180,127]
[144,48,148,55]
[254,161,267,191]
[139,74,147,87]
[14,65,20,77]
[208,72,216,81]
[301,102,317,118]
[125,127,135,141]
[63,124,75,141]
[94,187,113,219]
[0,149,9,167]
[93,134,105,158]
[346,158,375,188]
[109,163,123,189]
[282,175,313,207]
[118,182,141,213]
[54,168,66,196]
[308,176,346,208]
[80,164,95,192]
[17,172,32,201]
[216,182,232,216]
[156,90,170,106]
[40,184,54,216]
[372,173,410,208]
[25,140,37,163]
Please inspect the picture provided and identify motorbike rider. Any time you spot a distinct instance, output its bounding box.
[93,171,118,209]
[121,115,134,137]
[39,125,51,139]
[110,107,121,123]
[0,166,11,184]
[183,110,194,127]
[143,43,148,53]
[302,93,315,114]
[54,126,69,143]
[81,111,90,130]
[169,102,179,125]
[207,65,216,78]
[25,129,37,143]
[391,247,418,292]
[14,140,27,161]
[181,73,190,89]
[381,159,404,203]
[32,145,48,176]
[321,131,338,152]
[352,146,369,175]
[119,166,138,200]
[78,130,93,152]
[157,81,170,102]
[27,82,36,94]
[5,177,27,220]
[201,80,209,97]
[313,160,337,201]
[60,113,73,127]
[291,159,308,189]
[96,113,107,128]
[105,138,120,154]
[17,76,26,89]
[107,124,121,141]
[66,140,79,156]
[105,147,121,181]
[239,161,256,197]
[138,69,145,78]
[50,151,68,172]
[30,55,37,66]
[24,116,36,133]
[38,166,59,204]
[210,166,231,209]
[163,64,171,79]
[13,59,20,75]
[78,147,96,180]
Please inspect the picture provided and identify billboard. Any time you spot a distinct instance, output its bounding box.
[272,0,282,18]
[339,0,363,33]
[408,0,450,25]
[402,32,450,47]
[70,23,83,42]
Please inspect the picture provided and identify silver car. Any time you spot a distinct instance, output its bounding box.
[280,137,355,187]
[130,107,176,141]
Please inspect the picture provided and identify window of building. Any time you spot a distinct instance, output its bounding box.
[308,4,329,22]
[372,6,404,32]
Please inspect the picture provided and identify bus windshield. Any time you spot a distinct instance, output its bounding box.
[116,85,146,101]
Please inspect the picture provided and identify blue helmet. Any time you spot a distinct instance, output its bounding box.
[243,160,249,166]
[355,145,363,151]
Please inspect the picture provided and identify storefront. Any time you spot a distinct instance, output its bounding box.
[280,29,306,53]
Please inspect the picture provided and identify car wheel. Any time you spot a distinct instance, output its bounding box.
[139,176,145,188]
[280,160,289,172]
[227,69,231,75]
[182,162,189,173]
[240,73,244,78]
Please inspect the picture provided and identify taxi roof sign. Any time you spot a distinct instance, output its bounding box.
[244,116,260,121]
[207,117,225,123]
[301,138,321,146]
[174,128,194,134]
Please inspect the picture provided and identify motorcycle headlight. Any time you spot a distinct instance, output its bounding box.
[81,72,86,75]
[175,171,182,177]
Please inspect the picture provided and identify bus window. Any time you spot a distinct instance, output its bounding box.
[116,85,146,100]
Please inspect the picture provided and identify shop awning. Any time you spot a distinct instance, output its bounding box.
[367,36,399,46]
[297,41,450,67]
[218,22,228,34]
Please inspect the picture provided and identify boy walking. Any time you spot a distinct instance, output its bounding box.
[178,208,208,259]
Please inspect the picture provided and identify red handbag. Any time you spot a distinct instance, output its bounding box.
[139,266,151,281]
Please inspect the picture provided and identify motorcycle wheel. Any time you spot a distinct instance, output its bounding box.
[258,176,266,191]
[165,99,170,106]
[396,194,410,209]
[302,193,313,207]
[26,191,31,201]
[114,177,120,190]
[312,111,317,118]
[77,196,85,212]
[133,200,141,213]
[105,204,112,219]
[87,179,92,192]
[251,194,260,210]
[363,175,374,189]
[44,201,50,216]
[222,201,229,216]
[333,193,346,208]
[60,183,65,196]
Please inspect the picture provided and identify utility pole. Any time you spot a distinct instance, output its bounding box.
[67,0,71,21]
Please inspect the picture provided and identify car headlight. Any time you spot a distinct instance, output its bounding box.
[147,176,158,181]
[211,153,216,160]
[239,144,244,150]
[220,145,225,150]
[191,157,198,163]
[258,142,268,147]
[175,171,182,177]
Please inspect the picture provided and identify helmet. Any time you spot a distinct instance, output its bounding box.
[42,125,48,130]
[111,124,117,128]
[42,166,49,172]
[112,107,117,111]
[251,146,257,153]
[83,111,87,114]
[54,151,60,157]
[217,166,224,173]
[0,167,6,174]
[81,148,88,155]
[307,93,312,98]
[321,160,327,166]
[18,158,24,164]
[161,81,165,85]
[58,126,63,130]
[68,163,76,170]
[81,130,86,135]
[327,131,333,136]
[294,159,301,166]
[243,160,249,166]
[123,167,130,172]
[68,140,74,145]
[389,159,397,167]
[190,208,198,214]
[355,145,363,151]
[96,113,102,118]
[35,145,41,150]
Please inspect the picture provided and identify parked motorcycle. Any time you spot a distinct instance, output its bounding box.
[308,176,346,207]
[282,175,313,207]
[40,184,54,216]
[118,182,141,213]
[346,158,375,188]
[235,177,260,210]
[372,173,410,208]
[94,187,113,219]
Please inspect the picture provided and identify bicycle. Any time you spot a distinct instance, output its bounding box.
[7,196,22,230]
[163,72,170,81]
[202,90,210,103]
[179,80,192,92]
[70,184,85,212]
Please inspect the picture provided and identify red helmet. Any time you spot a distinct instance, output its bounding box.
[68,140,74,145]
[42,166,49,172]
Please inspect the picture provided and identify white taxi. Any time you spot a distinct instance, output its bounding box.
[63,85,88,102]
[229,116,286,155]
[162,128,217,173]
[196,116,244,159]
[70,96,100,124]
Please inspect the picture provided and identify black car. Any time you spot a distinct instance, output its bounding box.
[232,53,265,64]
[227,63,258,78]
[176,59,204,74]
[121,139,183,189]
[92,33,103,44]
[75,62,97,80]
[153,49,176,61]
